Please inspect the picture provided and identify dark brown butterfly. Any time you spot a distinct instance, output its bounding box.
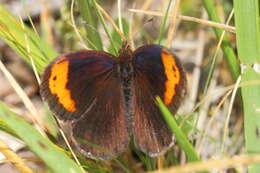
[40,42,186,160]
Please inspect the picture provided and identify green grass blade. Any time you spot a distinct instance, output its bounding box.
[157,0,172,45]
[234,1,260,63]
[156,98,209,173]
[92,0,117,55]
[108,18,129,53]
[78,0,103,50]
[202,0,239,81]
[0,5,57,73]
[175,114,196,135]
[233,0,260,172]
[0,120,18,138]
[0,102,84,173]
[156,98,201,162]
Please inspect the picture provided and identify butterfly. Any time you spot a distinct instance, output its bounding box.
[40,42,186,160]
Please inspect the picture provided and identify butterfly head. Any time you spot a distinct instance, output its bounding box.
[118,41,133,62]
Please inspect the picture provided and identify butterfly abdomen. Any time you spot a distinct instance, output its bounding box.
[119,61,135,133]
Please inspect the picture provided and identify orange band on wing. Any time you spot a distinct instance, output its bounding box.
[161,49,180,105]
[49,57,77,112]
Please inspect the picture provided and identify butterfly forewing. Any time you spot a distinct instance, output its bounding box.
[132,45,186,156]
[41,51,116,120]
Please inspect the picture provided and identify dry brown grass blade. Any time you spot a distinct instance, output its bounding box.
[129,9,236,33]
[0,59,45,136]
[130,0,152,45]
[196,89,233,154]
[180,79,260,133]
[0,139,34,173]
[0,157,42,164]
[196,8,235,153]
[117,0,123,32]
[129,3,135,48]
[57,127,84,170]
[192,79,260,115]
[18,16,41,85]
[95,2,126,41]
[187,14,206,112]
[221,75,241,153]
[150,155,260,173]
[70,0,89,49]
[166,0,181,48]
[40,0,54,46]
[157,156,164,170]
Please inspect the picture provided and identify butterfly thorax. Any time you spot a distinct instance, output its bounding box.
[118,41,132,61]
[118,41,134,81]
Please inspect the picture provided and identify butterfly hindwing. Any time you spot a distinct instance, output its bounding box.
[72,74,129,159]
[132,45,186,156]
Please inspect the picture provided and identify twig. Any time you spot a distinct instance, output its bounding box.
[129,9,235,33]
